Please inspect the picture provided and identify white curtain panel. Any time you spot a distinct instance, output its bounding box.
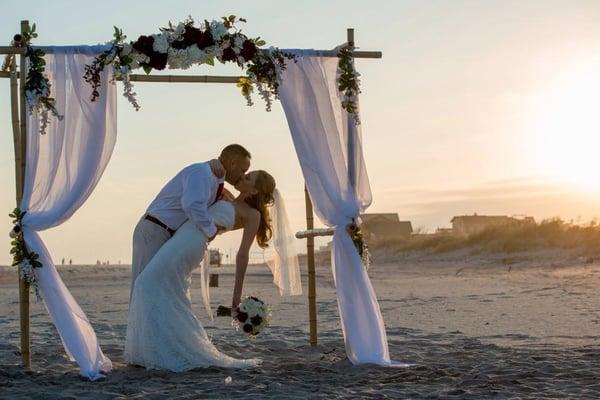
[21,46,116,380]
[279,53,401,366]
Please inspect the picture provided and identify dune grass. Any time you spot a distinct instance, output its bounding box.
[369,218,600,254]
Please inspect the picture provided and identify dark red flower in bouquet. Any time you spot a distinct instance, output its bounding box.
[250,315,262,326]
[196,30,215,49]
[240,40,257,61]
[221,47,237,62]
[133,35,154,56]
[148,52,168,70]
[171,40,187,50]
[243,323,253,333]
[236,311,248,322]
[182,25,202,47]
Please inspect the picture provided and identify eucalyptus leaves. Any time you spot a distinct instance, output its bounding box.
[9,208,42,300]
[337,46,361,125]
[19,23,64,135]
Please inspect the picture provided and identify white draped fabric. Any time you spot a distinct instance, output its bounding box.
[21,46,117,380]
[279,53,400,366]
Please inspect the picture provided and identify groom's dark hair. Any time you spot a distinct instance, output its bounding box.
[220,144,251,161]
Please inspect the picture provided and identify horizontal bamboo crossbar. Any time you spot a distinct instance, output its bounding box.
[124,74,244,83]
[295,227,336,239]
[0,46,382,59]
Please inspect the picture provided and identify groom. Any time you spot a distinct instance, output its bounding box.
[129,144,251,298]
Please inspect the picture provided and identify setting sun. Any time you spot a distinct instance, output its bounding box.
[531,60,600,191]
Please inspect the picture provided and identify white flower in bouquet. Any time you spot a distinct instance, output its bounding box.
[210,21,227,40]
[232,296,271,337]
[121,43,133,56]
[152,33,169,53]
[129,51,149,70]
[168,48,192,69]
[174,22,186,37]
[186,45,205,63]
[233,35,244,55]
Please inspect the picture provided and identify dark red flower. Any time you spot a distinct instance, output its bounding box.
[196,31,215,49]
[132,35,154,56]
[171,40,187,50]
[240,40,257,61]
[243,323,253,333]
[221,47,236,62]
[236,311,248,322]
[148,52,167,70]
[182,25,203,47]
[250,315,262,326]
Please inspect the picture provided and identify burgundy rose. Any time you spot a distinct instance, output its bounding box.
[148,52,168,70]
[243,323,253,333]
[221,47,236,62]
[171,40,187,50]
[13,34,23,44]
[250,315,262,326]
[240,40,257,61]
[132,35,155,56]
[182,25,203,47]
[196,31,215,49]
[236,311,248,323]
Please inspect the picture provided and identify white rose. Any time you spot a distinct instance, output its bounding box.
[175,22,186,36]
[187,45,204,63]
[121,43,132,56]
[152,34,169,54]
[210,21,227,40]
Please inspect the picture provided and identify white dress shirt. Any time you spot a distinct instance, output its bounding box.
[146,162,223,238]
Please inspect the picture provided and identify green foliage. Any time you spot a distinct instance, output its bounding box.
[8,208,43,270]
[337,46,361,125]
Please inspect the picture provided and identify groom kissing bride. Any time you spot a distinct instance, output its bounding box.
[125,144,300,371]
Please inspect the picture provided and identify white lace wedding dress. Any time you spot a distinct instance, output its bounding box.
[124,200,261,371]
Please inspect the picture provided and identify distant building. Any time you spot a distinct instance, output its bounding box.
[360,213,413,243]
[451,213,535,236]
[208,249,222,267]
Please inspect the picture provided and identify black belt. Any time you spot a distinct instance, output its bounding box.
[144,214,176,236]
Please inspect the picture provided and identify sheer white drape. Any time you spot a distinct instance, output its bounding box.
[279,53,400,366]
[21,46,117,380]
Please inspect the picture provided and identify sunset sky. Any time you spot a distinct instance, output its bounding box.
[1,0,600,265]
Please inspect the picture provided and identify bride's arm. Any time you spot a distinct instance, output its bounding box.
[231,209,260,309]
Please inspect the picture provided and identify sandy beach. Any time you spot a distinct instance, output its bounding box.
[2,250,600,399]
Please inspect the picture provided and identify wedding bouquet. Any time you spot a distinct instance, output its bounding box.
[232,296,270,337]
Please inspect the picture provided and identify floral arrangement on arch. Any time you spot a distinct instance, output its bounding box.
[84,16,296,113]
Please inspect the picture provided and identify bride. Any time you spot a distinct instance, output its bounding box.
[125,170,288,371]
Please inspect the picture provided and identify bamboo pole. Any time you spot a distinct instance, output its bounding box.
[347,28,357,189]
[305,186,318,347]
[17,20,31,370]
[125,74,244,84]
[0,46,382,59]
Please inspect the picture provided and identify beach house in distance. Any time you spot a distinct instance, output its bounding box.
[360,213,413,243]
[451,213,535,236]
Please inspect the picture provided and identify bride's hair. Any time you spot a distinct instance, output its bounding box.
[244,170,275,248]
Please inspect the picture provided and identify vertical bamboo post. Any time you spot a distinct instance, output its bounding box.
[346,28,357,190]
[305,186,317,346]
[17,20,31,369]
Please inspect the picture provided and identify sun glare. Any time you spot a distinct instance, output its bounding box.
[531,61,600,192]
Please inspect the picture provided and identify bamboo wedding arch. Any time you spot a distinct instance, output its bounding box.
[1,20,382,369]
